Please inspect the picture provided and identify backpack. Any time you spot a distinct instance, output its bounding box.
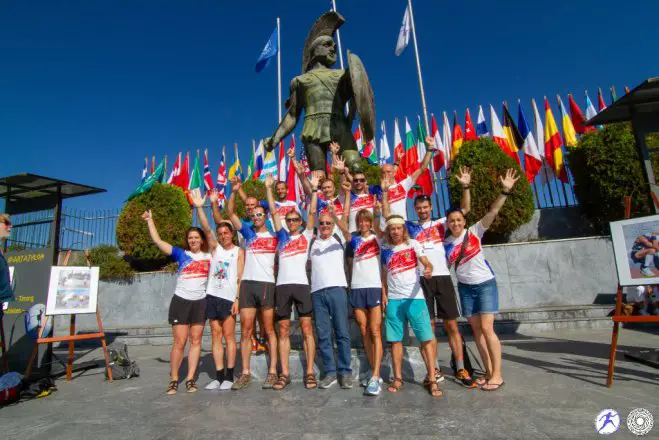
[106,342,140,380]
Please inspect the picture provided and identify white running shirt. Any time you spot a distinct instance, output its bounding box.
[206,245,240,301]
[309,233,348,293]
[346,233,382,289]
[276,229,313,286]
[406,218,450,276]
[381,239,425,300]
[443,221,495,285]
[171,247,211,301]
[239,225,278,283]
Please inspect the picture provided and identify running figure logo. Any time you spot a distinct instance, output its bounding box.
[595,409,620,435]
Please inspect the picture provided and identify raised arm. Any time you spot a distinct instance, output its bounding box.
[373,200,383,238]
[190,188,218,250]
[332,144,353,185]
[480,168,520,229]
[306,175,320,231]
[329,203,351,241]
[264,174,281,232]
[265,79,300,151]
[380,178,394,219]
[410,136,435,182]
[227,177,244,231]
[454,166,472,215]
[339,180,352,217]
[141,210,173,256]
[288,145,313,197]
[209,188,224,226]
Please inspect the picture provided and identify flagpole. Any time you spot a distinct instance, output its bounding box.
[408,0,429,134]
[277,17,282,123]
[330,0,345,70]
[234,143,240,177]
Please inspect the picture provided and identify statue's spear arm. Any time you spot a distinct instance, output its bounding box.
[265,80,301,152]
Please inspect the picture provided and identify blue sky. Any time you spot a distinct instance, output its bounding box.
[2,0,658,210]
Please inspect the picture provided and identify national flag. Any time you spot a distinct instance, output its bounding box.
[568,94,593,134]
[451,112,464,160]
[151,156,155,174]
[610,85,617,103]
[393,118,404,164]
[255,27,278,73]
[411,118,433,197]
[430,114,446,171]
[298,147,311,211]
[395,5,411,56]
[172,152,190,190]
[261,143,278,179]
[490,104,516,162]
[354,126,363,155]
[227,145,242,181]
[167,153,181,184]
[518,101,542,182]
[277,140,287,182]
[502,103,523,166]
[362,139,378,165]
[253,140,265,181]
[285,137,304,206]
[464,108,478,141]
[557,95,578,147]
[141,157,148,182]
[544,97,568,183]
[585,91,601,130]
[202,149,214,193]
[476,105,489,138]
[189,153,203,192]
[395,117,419,182]
[245,142,256,181]
[624,86,631,94]
[215,146,227,209]
[532,98,555,184]
[379,120,391,165]
[127,159,166,201]
[442,112,452,169]
[597,88,607,112]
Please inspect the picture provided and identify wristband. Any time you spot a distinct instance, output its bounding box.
[462,185,472,190]
[501,190,513,196]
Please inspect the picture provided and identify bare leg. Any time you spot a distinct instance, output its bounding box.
[240,308,257,374]
[186,324,204,381]
[278,319,291,376]
[444,319,463,363]
[261,307,278,375]
[299,317,315,376]
[354,308,374,371]
[222,315,237,369]
[479,314,504,390]
[388,341,403,390]
[209,320,224,372]
[420,339,437,382]
[468,316,492,382]
[170,324,189,381]
[368,306,383,379]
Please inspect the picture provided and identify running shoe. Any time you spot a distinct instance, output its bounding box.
[319,375,337,389]
[641,267,655,277]
[455,369,477,388]
[204,379,221,390]
[338,375,353,389]
[231,373,253,391]
[364,377,382,396]
[219,380,233,391]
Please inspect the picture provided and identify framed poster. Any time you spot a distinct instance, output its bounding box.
[2,267,13,310]
[610,215,659,286]
[46,266,99,315]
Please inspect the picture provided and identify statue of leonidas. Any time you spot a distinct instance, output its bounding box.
[264,11,375,175]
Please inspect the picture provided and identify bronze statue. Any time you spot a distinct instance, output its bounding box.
[264,11,375,174]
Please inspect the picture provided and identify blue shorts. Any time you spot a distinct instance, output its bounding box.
[350,288,382,309]
[457,278,499,317]
[385,298,435,342]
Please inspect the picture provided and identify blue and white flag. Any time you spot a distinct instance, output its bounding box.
[255,27,278,73]
[141,157,148,182]
[476,105,490,138]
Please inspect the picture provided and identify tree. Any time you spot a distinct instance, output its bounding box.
[449,139,535,239]
[116,183,191,270]
[568,123,657,233]
[220,179,266,220]
[71,245,134,281]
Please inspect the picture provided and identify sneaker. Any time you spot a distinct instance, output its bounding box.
[204,379,221,390]
[435,368,445,383]
[255,339,268,356]
[319,375,337,389]
[641,267,655,277]
[262,373,278,389]
[338,375,353,389]
[455,369,477,388]
[231,373,252,391]
[364,377,382,396]
[219,380,233,391]
[360,377,369,387]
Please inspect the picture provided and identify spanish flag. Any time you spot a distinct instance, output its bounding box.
[502,103,522,166]
[557,95,578,147]
[544,98,568,183]
[451,111,464,160]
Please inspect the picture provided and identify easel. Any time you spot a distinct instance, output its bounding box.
[0,314,7,373]
[607,196,659,387]
[24,250,113,382]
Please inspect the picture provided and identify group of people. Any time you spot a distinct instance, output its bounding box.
[142,136,520,397]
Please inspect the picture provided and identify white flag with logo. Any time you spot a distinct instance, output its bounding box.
[395,6,411,56]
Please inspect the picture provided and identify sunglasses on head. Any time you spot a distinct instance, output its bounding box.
[285,217,302,223]
[319,221,333,226]
[251,213,265,219]
[353,178,366,183]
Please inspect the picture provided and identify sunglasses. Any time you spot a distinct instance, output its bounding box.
[251,213,265,219]
[1,220,10,226]
[285,217,302,223]
[353,178,366,183]
[319,221,334,226]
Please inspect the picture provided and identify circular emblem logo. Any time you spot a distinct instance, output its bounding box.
[595,409,621,435]
[627,408,654,436]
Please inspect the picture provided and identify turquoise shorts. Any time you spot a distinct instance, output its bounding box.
[385,298,435,343]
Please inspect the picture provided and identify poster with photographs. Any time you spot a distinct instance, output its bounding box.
[46,266,99,315]
[610,215,659,286]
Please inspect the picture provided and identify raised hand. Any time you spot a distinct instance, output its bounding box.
[341,180,351,193]
[189,188,206,208]
[310,175,319,191]
[230,176,242,191]
[286,146,295,159]
[209,188,219,204]
[425,135,436,150]
[294,159,305,175]
[333,154,346,173]
[456,167,472,187]
[265,173,275,188]
[329,141,340,155]
[141,210,152,222]
[500,168,520,192]
[380,177,393,191]
[374,200,382,216]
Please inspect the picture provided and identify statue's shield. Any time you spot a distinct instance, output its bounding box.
[347,51,375,142]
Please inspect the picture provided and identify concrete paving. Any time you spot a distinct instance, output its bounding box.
[2,327,658,439]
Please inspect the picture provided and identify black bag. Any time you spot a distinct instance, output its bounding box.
[106,342,140,380]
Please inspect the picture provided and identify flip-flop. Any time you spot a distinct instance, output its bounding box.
[474,377,489,387]
[481,381,505,391]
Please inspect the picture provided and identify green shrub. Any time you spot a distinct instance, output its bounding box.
[568,123,656,234]
[449,139,535,239]
[116,183,191,270]
[70,245,134,281]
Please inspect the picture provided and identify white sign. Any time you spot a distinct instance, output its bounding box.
[46,266,99,315]
[610,215,659,286]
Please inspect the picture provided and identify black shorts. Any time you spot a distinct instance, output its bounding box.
[168,295,207,325]
[275,284,313,320]
[239,280,276,310]
[420,275,460,320]
[206,295,234,321]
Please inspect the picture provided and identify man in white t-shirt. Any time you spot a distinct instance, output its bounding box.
[380,215,442,397]
[382,166,475,388]
[308,199,354,390]
[265,174,320,390]
[226,177,279,391]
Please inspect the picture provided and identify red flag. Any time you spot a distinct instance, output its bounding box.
[464,108,478,141]
[167,153,181,184]
[597,88,607,112]
[430,114,444,171]
[393,119,404,164]
[451,113,464,160]
[151,156,155,174]
[277,140,287,182]
[285,140,298,202]
[173,152,190,190]
[203,149,214,192]
[568,94,593,134]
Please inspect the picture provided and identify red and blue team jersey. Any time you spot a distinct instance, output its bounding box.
[443,221,494,285]
[239,225,278,283]
[380,240,424,299]
[171,247,211,301]
[405,219,450,276]
[276,229,313,286]
[346,233,381,289]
